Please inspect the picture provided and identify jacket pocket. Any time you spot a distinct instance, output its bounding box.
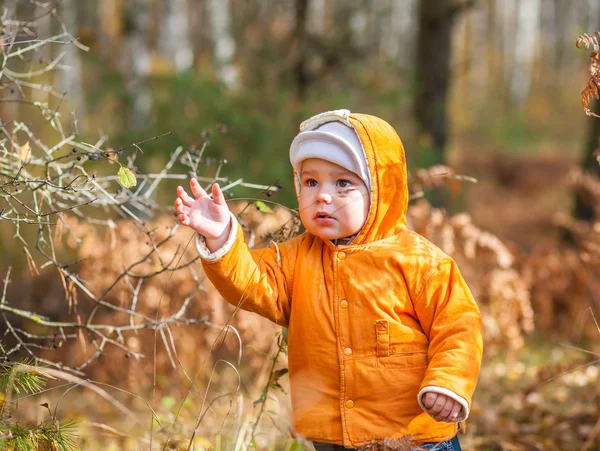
[375,319,428,369]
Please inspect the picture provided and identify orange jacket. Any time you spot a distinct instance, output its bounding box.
[200,113,483,447]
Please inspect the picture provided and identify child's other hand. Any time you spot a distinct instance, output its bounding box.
[174,179,231,245]
[422,392,462,422]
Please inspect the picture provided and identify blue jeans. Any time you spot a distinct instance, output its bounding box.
[421,435,462,450]
[313,435,461,450]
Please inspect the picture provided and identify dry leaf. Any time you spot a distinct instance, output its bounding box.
[24,246,39,276]
[107,148,119,164]
[18,141,31,161]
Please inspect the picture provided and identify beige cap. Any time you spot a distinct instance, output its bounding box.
[289,120,371,193]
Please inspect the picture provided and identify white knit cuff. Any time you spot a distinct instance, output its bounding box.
[417,386,469,422]
[195,213,238,262]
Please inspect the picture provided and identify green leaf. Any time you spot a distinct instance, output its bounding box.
[271,368,288,381]
[255,201,272,213]
[118,166,137,188]
[282,328,289,344]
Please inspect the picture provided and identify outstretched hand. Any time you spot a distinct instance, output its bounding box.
[174,179,231,249]
[422,392,463,423]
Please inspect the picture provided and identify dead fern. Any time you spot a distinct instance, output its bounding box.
[521,246,600,339]
[32,202,297,390]
[408,203,514,269]
[576,31,600,118]
[409,165,477,200]
[486,268,534,349]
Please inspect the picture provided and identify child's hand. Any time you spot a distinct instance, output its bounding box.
[422,392,463,422]
[174,179,231,250]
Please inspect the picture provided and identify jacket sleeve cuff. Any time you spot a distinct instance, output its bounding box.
[417,386,469,422]
[195,213,238,262]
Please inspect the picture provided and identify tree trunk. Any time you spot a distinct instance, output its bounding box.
[97,0,124,69]
[573,101,600,223]
[158,0,193,72]
[572,8,600,224]
[307,0,329,35]
[500,0,516,110]
[509,0,540,106]
[207,0,238,89]
[414,0,456,167]
[294,0,309,100]
[189,0,208,67]
[0,0,19,123]
[122,0,152,129]
[388,0,417,69]
[58,0,86,123]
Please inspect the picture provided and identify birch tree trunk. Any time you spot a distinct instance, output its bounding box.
[158,0,193,72]
[32,3,52,105]
[207,0,238,89]
[307,0,328,35]
[58,0,86,122]
[387,0,417,68]
[509,0,540,106]
[501,0,516,102]
[349,1,369,50]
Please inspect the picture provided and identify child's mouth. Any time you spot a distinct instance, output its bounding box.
[315,212,335,224]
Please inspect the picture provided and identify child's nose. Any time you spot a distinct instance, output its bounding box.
[316,191,332,204]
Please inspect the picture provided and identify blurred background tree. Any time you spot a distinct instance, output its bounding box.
[1,0,595,212]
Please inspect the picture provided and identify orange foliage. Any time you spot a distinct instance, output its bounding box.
[41,202,296,393]
[577,31,600,118]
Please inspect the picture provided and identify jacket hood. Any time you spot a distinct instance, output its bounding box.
[292,110,408,245]
[347,113,408,245]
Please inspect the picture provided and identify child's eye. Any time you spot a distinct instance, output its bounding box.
[304,179,318,187]
[336,179,352,188]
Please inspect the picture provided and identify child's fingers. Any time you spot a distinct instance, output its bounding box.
[177,185,196,206]
[174,198,190,215]
[174,197,183,212]
[434,398,454,421]
[189,178,209,200]
[427,394,448,417]
[446,402,462,422]
[178,213,189,225]
[211,183,227,206]
[422,392,438,410]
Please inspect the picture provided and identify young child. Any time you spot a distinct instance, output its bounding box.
[174,110,483,450]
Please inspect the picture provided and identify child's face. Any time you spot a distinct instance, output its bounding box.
[298,158,370,241]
